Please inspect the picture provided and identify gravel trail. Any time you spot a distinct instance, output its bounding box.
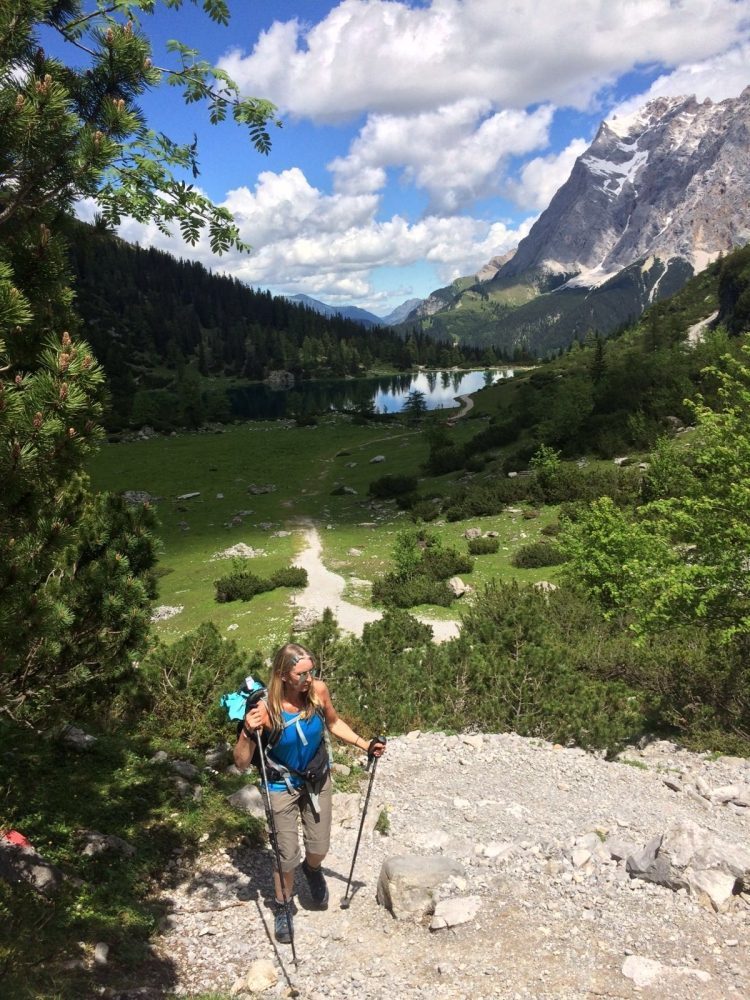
[156,732,750,1000]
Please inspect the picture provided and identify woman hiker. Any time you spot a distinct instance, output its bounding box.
[234,641,386,944]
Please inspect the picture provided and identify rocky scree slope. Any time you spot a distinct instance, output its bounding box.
[153,732,749,1000]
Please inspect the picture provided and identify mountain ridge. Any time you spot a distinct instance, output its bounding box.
[412,87,750,353]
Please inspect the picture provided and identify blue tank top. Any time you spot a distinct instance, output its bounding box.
[266,709,325,791]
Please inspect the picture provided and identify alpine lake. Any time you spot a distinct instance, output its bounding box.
[228,367,515,420]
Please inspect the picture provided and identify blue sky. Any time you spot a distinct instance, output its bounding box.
[73,1,750,315]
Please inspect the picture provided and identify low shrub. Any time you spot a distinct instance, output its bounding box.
[409,498,441,522]
[420,546,473,580]
[214,569,266,602]
[215,565,308,602]
[371,573,454,608]
[468,535,500,555]
[511,541,567,568]
[361,608,434,652]
[269,567,309,588]
[368,474,419,499]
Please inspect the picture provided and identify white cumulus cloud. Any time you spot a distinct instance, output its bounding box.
[95,166,534,310]
[220,0,748,120]
[506,138,591,211]
[330,101,554,212]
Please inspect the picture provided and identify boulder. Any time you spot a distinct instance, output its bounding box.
[626,818,750,911]
[370,455,386,463]
[376,855,465,922]
[448,576,468,597]
[463,528,482,539]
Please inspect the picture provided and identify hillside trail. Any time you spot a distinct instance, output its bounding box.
[155,731,750,1000]
[289,521,461,643]
[687,310,719,346]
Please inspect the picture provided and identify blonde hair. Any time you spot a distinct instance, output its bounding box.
[266,642,322,729]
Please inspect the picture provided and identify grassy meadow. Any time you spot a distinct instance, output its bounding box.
[88,406,562,652]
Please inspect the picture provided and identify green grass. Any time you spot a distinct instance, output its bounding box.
[87,413,564,646]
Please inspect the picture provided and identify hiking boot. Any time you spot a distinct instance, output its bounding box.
[302,859,329,909]
[274,904,293,944]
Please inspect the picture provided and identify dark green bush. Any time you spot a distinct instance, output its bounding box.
[269,567,309,588]
[409,498,441,522]
[371,573,454,608]
[541,522,561,536]
[511,541,567,568]
[444,478,530,521]
[361,608,434,652]
[420,546,473,580]
[214,569,267,602]
[215,565,307,602]
[368,474,419,499]
[468,535,500,555]
[138,622,252,749]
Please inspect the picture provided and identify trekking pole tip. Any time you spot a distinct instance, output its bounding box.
[340,896,351,909]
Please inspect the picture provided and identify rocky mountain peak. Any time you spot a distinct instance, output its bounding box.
[499,87,750,287]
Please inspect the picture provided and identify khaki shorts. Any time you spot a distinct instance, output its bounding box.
[268,773,332,872]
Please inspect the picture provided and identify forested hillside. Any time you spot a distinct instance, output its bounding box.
[65,223,488,428]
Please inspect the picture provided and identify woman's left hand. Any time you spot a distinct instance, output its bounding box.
[368,736,387,758]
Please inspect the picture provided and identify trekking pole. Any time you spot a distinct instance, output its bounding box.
[255,727,299,968]
[340,738,384,909]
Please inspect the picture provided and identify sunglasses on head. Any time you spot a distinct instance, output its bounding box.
[287,653,316,682]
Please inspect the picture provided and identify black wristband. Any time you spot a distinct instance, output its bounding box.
[242,723,255,739]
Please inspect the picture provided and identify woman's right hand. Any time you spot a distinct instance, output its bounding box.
[245,701,269,731]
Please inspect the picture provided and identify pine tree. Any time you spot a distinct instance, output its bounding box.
[0,1,279,717]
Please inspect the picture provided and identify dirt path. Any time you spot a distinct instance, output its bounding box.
[687,310,719,345]
[291,523,461,643]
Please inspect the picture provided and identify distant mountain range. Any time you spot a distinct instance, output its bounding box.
[287,293,422,328]
[408,86,750,354]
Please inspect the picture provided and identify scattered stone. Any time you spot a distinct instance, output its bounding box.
[176,492,200,500]
[448,576,468,597]
[171,760,201,781]
[430,894,481,930]
[121,490,156,505]
[626,818,750,911]
[150,605,184,622]
[226,785,266,820]
[621,955,663,987]
[239,959,278,994]
[0,841,64,896]
[205,745,230,770]
[94,942,109,967]
[370,455,386,463]
[60,725,96,751]
[348,548,363,556]
[80,832,136,858]
[376,855,465,922]
[463,528,482,539]
[292,608,323,632]
[212,544,265,560]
